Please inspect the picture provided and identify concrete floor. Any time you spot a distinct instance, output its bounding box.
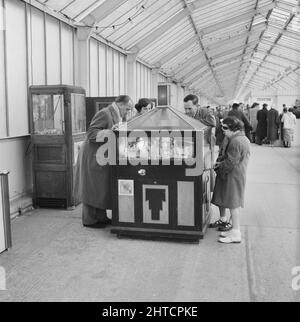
[0,144,299,302]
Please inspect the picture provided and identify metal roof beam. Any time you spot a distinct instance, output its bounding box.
[157,26,263,67]
[191,79,215,89]
[175,65,206,83]
[236,10,295,98]
[199,2,275,36]
[212,55,245,69]
[233,0,259,98]
[261,39,300,54]
[80,0,128,25]
[256,50,300,66]
[190,0,219,11]
[209,41,256,61]
[192,74,214,84]
[131,0,220,52]
[234,1,277,98]
[185,69,211,85]
[170,40,255,76]
[250,63,281,74]
[262,59,293,70]
[276,0,300,13]
[205,26,263,51]
[264,66,300,89]
[255,70,278,78]
[173,54,206,75]
[267,24,300,40]
[182,0,226,98]
[131,8,190,52]
[160,36,198,66]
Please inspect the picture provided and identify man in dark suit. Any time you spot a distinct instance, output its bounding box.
[183,94,216,145]
[74,95,132,228]
[227,103,252,141]
[267,106,280,146]
[256,103,268,145]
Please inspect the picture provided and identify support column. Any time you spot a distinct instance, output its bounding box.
[296,72,300,106]
[76,27,92,96]
[271,87,278,110]
[151,67,160,100]
[176,83,185,111]
[127,52,138,103]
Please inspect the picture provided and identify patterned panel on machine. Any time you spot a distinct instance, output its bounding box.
[142,185,169,224]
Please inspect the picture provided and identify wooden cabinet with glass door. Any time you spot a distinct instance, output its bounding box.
[29,85,86,209]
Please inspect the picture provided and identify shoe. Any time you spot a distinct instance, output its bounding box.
[218,231,241,244]
[83,222,106,229]
[219,230,232,237]
[103,218,112,225]
[209,219,232,231]
[218,222,232,231]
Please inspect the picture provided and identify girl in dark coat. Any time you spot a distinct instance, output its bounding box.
[212,116,251,244]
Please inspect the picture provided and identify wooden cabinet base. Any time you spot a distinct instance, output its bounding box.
[111,221,211,243]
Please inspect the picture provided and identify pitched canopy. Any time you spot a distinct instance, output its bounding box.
[117,106,208,131]
[35,0,300,104]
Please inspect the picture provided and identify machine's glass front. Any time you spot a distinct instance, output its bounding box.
[119,133,194,161]
[32,94,64,135]
[71,93,86,134]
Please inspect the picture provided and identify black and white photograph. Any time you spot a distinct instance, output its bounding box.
[0,0,300,306]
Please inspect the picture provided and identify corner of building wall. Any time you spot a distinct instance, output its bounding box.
[9,191,33,219]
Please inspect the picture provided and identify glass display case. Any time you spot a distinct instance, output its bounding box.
[32,94,65,135]
[118,135,195,161]
[110,106,214,243]
[29,85,86,209]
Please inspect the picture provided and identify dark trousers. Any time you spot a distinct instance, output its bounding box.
[82,204,108,225]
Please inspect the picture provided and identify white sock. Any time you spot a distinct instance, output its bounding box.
[231,229,241,236]
[220,216,227,222]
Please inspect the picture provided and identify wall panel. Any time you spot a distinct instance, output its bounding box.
[73,28,79,86]
[98,42,106,96]
[89,38,98,96]
[0,137,32,200]
[45,15,60,84]
[136,62,141,100]
[119,54,125,94]
[113,50,119,95]
[0,0,6,137]
[148,69,152,98]
[6,0,28,136]
[61,23,73,85]
[106,46,113,96]
[30,7,45,85]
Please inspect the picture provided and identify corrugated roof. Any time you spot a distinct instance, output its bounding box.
[36,0,300,103]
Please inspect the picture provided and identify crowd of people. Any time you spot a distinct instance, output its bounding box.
[213,102,297,148]
[74,95,298,245]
